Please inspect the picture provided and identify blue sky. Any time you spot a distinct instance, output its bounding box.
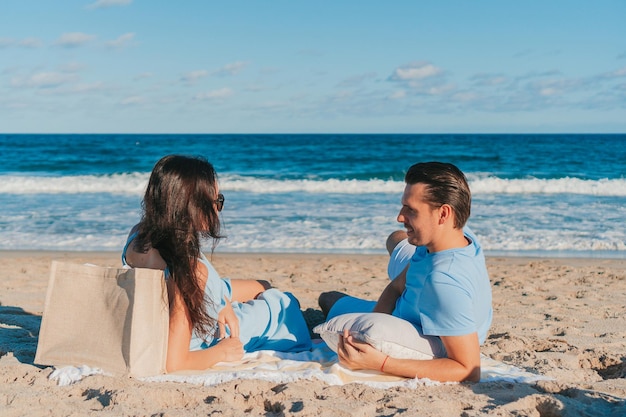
[1,1,625,133]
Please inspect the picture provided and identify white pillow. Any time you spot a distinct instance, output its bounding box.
[313,312,446,360]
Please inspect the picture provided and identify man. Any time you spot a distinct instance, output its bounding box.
[318,162,492,382]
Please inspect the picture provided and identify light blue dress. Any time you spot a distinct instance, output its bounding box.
[122,233,312,353]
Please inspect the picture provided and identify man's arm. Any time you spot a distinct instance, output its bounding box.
[337,331,481,382]
[373,265,407,314]
[380,333,481,381]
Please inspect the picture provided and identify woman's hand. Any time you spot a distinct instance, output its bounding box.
[215,336,244,362]
[217,299,240,338]
[337,329,387,371]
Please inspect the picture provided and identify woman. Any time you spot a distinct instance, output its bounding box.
[122,155,311,372]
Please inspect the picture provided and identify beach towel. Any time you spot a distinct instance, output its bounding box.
[48,341,550,387]
[35,261,169,378]
[36,263,550,387]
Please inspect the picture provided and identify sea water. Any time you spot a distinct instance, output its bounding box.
[0,134,624,258]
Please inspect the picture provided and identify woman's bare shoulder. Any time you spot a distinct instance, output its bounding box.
[125,226,167,270]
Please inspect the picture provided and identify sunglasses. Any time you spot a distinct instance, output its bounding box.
[214,193,225,212]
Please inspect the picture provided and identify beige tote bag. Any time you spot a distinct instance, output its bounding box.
[35,261,169,377]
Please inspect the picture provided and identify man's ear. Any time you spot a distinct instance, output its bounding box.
[438,204,453,225]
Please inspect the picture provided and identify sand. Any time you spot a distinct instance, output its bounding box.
[1,251,625,416]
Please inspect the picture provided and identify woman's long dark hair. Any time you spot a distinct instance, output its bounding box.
[134,155,223,338]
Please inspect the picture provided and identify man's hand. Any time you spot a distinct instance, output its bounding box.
[337,329,387,371]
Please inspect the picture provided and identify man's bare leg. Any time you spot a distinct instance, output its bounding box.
[386,230,408,255]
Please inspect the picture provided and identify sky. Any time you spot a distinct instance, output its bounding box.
[1,1,625,134]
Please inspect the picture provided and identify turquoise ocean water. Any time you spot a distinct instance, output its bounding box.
[0,134,624,258]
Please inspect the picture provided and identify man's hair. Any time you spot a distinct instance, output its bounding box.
[405,162,471,228]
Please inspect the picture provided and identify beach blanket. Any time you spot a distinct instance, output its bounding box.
[49,341,551,387]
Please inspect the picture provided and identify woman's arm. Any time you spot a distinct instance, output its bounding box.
[165,283,244,372]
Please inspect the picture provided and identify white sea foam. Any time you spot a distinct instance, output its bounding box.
[1,173,626,196]
[469,176,626,196]
[1,173,624,255]
[0,173,149,195]
[4,221,624,255]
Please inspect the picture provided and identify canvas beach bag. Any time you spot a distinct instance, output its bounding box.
[35,261,169,377]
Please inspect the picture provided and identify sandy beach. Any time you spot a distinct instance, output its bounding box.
[1,251,625,416]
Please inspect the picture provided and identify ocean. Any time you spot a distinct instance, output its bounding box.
[0,134,624,258]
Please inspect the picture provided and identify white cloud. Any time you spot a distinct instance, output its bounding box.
[0,37,14,48]
[243,84,270,93]
[60,62,88,73]
[607,67,626,78]
[37,81,106,96]
[211,61,249,77]
[388,90,406,100]
[55,32,95,48]
[538,87,558,97]
[3,101,28,110]
[121,96,144,105]
[425,84,456,95]
[0,37,43,48]
[470,73,509,87]
[181,70,209,84]
[2,66,19,75]
[194,88,234,100]
[11,72,78,88]
[18,38,43,48]
[389,62,443,81]
[260,67,280,75]
[452,91,480,102]
[329,90,354,101]
[514,70,561,82]
[134,72,153,80]
[247,100,289,111]
[526,78,581,98]
[87,0,132,9]
[337,72,377,88]
[67,82,105,93]
[105,33,136,49]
